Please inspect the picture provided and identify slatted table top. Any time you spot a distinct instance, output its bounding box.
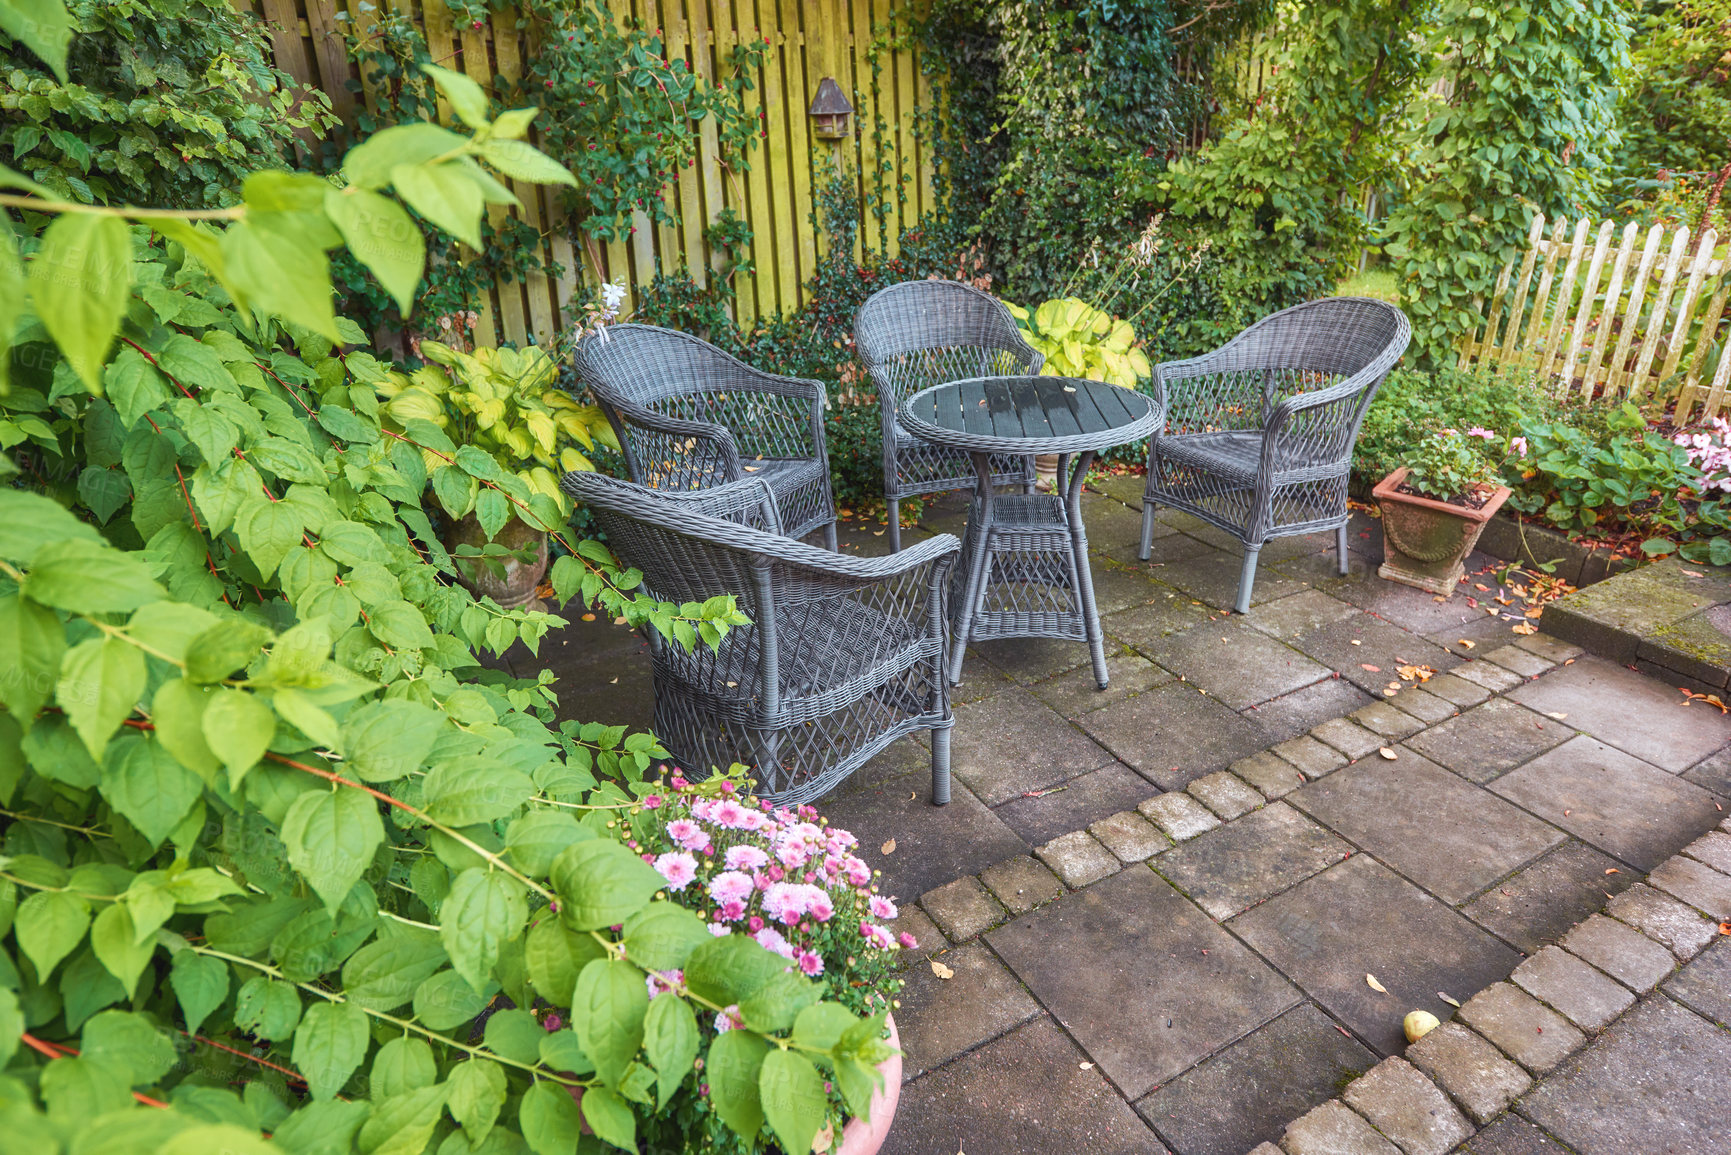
[900,375,1162,456]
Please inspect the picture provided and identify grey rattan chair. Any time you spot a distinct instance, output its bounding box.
[563,470,961,806]
[855,280,1043,551]
[570,324,839,548]
[1139,297,1411,613]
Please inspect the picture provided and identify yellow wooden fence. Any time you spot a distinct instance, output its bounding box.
[233,0,938,347]
[1458,213,1731,422]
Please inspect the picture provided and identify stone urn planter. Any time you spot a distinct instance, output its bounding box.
[834,1013,903,1155]
[444,512,548,609]
[1373,467,1511,596]
[1034,453,1061,493]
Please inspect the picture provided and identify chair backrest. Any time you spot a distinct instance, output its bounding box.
[1205,297,1410,381]
[854,280,1043,411]
[571,324,758,410]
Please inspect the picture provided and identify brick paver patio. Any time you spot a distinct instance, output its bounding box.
[528,480,1731,1154]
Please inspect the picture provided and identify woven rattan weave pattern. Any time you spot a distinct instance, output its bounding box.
[1139,297,1412,613]
[855,280,1046,551]
[562,471,961,806]
[569,324,840,547]
[901,376,1162,690]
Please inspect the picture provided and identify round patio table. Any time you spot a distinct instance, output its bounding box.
[900,375,1163,689]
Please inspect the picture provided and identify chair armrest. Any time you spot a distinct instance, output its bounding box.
[761,529,960,583]
[630,475,782,533]
[605,396,744,487]
[1261,375,1380,470]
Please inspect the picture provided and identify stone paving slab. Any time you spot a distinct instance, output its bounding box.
[1682,746,1731,797]
[1509,946,1636,1031]
[1027,650,1174,718]
[994,761,1162,846]
[1518,995,1731,1155]
[1340,1055,1472,1154]
[1230,856,1523,1057]
[1490,735,1726,871]
[948,688,1115,806]
[893,941,1041,1077]
[1154,802,1352,920]
[1279,1098,1401,1155]
[1459,841,1634,954]
[1454,982,1583,1075]
[816,775,1026,903]
[1401,698,1572,783]
[1242,678,1374,744]
[978,855,1065,916]
[988,867,1300,1098]
[1135,1002,1375,1155]
[885,1016,1170,1155]
[1289,751,1566,906]
[1243,589,1363,641]
[1078,680,1274,789]
[1558,913,1676,993]
[1663,938,1731,1026]
[1292,613,1462,696]
[1507,655,1731,771]
[1144,619,1332,710]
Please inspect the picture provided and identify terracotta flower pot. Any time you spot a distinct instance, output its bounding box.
[1373,467,1511,597]
[444,511,549,610]
[835,1013,903,1155]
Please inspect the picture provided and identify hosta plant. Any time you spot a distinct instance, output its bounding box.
[1005,297,1152,387]
[368,341,618,524]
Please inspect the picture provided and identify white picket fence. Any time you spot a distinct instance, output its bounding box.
[1456,213,1731,423]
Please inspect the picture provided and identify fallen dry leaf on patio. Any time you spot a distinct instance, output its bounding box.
[1382,688,1399,698]
[1474,583,1490,591]
[1719,922,1730,935]
[1397,664,1436,682]
[881,839,897,855]
[1680,689,1730,713]
[1379,747,1398,760]
[1361,663,1382,672]
[811,1124,834,1152]
[1366,974,1388,993]
[1438,992,1461,1008]
[1545,711,1567,720]
[581,612,596,622]
[1079,1062,1094,1070]
[1564,809,1572,816]
[1457,639,1475,649]
[1350,639,1363,646]
[1512,622,1538,635]
[910,792,917,801]
[1606,868,1620,875]
[930,959,954,980]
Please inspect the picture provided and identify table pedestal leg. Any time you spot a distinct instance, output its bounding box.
[1064,451,1109,689]
[948,453,998,685]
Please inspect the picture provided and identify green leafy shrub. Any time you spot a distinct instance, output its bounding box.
[1354,366,1573,486]
[0,0,337,208]
[0,60,901,1155]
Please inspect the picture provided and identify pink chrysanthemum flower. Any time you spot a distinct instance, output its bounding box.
[859,921,895,950]
[665,818,711,853]
[842,856,872,887]
[869,895,898,920]
[712,798,752,829]
[805,889,835,923]
[797,950,824,977]
[654,851,697,891]
[755,926,796,959]
[644,968,684,998]
[707,871,754,905]
[898,931,919,950]
[718,899,747,922]
[726,845,770,871]
[642,795,663,810]
[708,921,730,936]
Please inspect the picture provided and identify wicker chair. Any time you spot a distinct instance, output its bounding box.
[570,324,839,548]
[563,470,961,806]
[1139,297,1411,613]
[855,280,1043,551]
